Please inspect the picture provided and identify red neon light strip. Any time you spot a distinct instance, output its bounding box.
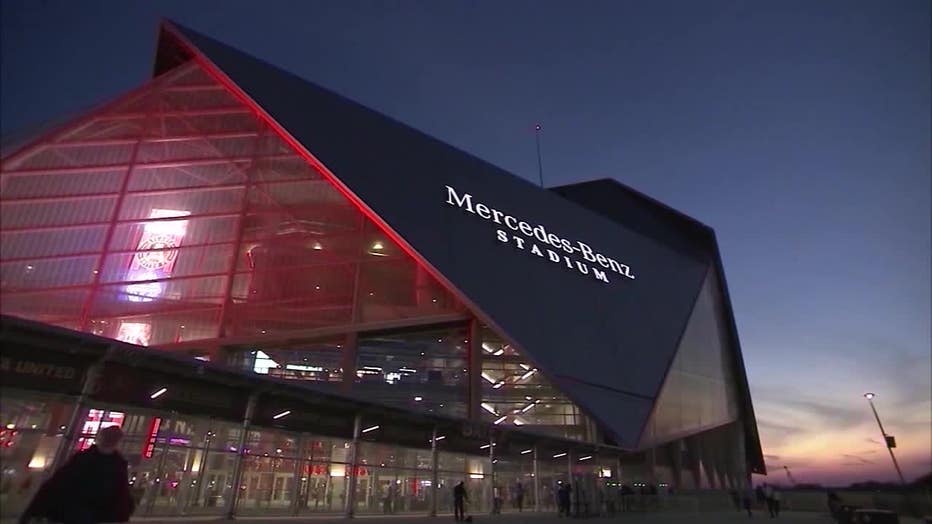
[143,417,162,458]
[162,23,497,330]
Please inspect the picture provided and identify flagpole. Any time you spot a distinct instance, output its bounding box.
[534,123,544,188]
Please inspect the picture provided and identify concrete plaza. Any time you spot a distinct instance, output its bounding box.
[128,510,929,524]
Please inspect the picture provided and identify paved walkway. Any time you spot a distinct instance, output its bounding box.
[127,510,928,523]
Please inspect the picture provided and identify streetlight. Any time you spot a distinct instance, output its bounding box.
[862,392,906,485]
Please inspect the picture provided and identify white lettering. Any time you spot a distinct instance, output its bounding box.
[445,185,474,213]
[496,230,509,243]
[530,244,544,257]
[593,268,609,283]
[475,203,492,219]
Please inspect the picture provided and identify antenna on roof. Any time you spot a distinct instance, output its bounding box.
[534,123,545,188]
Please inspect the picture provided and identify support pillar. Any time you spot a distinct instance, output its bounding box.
[430,426,439,516]
[533,446,541,512]
[226,393,257,519]
[467,318,482,421]
[489,435,496,515]
[49,358,106,477]
[289,434,304,515]
[345,414,362,518]
[146,414,175,516]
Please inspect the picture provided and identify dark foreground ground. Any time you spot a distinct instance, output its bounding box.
[126,510,927,524]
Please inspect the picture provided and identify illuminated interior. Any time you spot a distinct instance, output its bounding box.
[0,57,593,442]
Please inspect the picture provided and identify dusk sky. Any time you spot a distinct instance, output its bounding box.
[2,0,929,485]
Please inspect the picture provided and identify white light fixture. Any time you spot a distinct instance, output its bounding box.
[272,410,291,420]
[362,425,380,433]
[492,381,505,389]
[553,452,567,458]
[481,403,498,415]
[150,387,167,399]
[481,372,497,384]
[519,369,537,381]
[434,435,446,441]
[480,443,491,450]
[579,455,593,461]
[414,396,423,402]
[493,416,507,425]
[521,449,533,455]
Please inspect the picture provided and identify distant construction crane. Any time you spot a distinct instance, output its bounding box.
[783,465,797,486]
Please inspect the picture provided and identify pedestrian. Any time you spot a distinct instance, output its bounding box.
[19,426,134,524]
[558,482,572,517]
[742,485,754,518]
[770,487,781,517]
[763,483,775,516]
[514,481,525,512]
[453,481,467,522]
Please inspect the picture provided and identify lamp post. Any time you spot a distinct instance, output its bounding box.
[863,393,906,485]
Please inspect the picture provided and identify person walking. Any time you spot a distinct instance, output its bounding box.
[558,482,572,517]
[770,487,782,518]
[514,481,525,512]
[453,481,468,521]
[19,426,134,524]
[742,485,755,518]
[763,483,774,516]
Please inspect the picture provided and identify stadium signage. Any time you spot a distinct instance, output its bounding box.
[444,185,636,285]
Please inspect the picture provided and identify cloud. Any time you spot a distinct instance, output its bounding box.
[841,454,875,465]
[763,454,781,461]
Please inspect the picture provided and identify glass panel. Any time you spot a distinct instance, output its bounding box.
[1,170,125,199]
[0,394,76,518]
[640,270,740,447]
[356,325,468,418]
[238,338,345,384]
[1,58,467,354]
[480,327,591,441]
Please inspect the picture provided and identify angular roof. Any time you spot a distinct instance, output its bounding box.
[2,19,758,466]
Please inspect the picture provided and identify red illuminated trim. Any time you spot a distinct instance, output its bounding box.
[143,417,162,458]
[159,22,526,361]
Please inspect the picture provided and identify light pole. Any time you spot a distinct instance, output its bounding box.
[863,392,906,485]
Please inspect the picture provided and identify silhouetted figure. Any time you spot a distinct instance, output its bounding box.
[730,488,741,511]
[743,486,754,518]
[827,490,842,520]
[770,487,781,517]
[514,481,525,511]
[20,426,134,524]
[763,483,775,516]
[558,482,572,517]
[453,481,467,521]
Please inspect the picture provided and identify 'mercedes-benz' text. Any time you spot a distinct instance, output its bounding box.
[444,185,635,285]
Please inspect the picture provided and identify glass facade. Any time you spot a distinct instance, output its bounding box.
[640,269,740,447]
[479,327,592,441]
[0,60,464,349]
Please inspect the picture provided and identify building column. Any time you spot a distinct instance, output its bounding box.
[48,358,105,478]
[489,435,496,515]
[533,446,541,512]
[146,414,175,515]
[430,426,439,516]
[467,318,482,421]
[289,434,304,515]
[669,441,684,490]
[226,393,258,519]
[340,332,359,395]
[344,413,362,518]
[685,436,702,489]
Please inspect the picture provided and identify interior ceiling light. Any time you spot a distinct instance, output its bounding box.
[493,416,507,425]
[521,449,533,455]
[519,369,537,381]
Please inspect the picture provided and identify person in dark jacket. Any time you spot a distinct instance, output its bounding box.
[20,426,134,524]
[453,481,468,521]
